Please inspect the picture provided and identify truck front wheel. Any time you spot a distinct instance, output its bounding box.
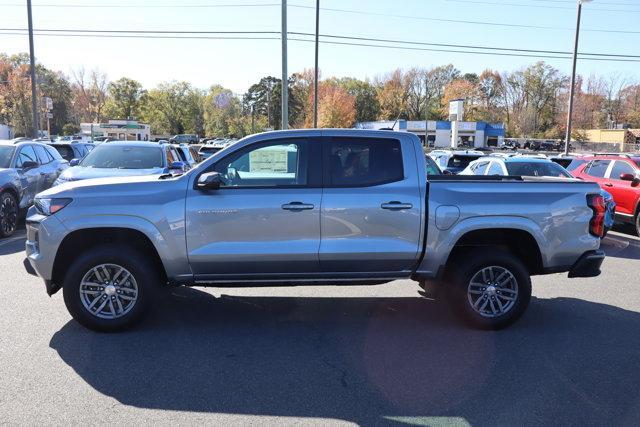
[62,245,159,332]
[447,249,531,330]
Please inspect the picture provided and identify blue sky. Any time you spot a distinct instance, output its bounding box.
[1,0,639,93]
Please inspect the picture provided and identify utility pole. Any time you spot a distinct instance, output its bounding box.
[251,104,256,133]
[565,0,593,155]
[27,0,39,139]
[313,0,320,128]
[267,89,271,129]
[281,0,289,130]
[424,77,429,148]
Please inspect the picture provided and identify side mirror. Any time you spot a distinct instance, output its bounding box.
[21,161,38,170]
[620,173,640,186]
[69,158,80,167]
[197,172,222,190]
[443,169,453,175]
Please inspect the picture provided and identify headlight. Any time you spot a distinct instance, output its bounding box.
[34,198,72,216]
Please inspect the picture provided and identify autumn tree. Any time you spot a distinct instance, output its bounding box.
[70,68,109,123]
[441,79,482,120]
[306,81,355,128]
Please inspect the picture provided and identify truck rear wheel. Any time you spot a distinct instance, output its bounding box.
[62,245,159,332]
[446,249,531,330]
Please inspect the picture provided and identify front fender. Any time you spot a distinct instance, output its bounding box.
[59,214,192,280]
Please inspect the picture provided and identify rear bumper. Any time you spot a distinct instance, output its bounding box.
[568,250,605,278]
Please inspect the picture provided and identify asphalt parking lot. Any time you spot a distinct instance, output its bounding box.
[1,227,639,426]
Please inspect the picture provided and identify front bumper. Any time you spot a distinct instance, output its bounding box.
[568,250,605,278]
[24,207,67,293]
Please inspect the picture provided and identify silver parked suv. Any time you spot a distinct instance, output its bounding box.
[25,130,605,331]
[0,140,68,237]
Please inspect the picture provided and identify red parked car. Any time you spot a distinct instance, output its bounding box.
[572,154,640,235]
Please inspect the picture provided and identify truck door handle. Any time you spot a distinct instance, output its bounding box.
[381,201,413,210]
[604,183,613,187]
[281,202,315,211]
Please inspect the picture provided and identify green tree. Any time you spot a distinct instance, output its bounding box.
[139,81,204,135]
[103,77,145,120]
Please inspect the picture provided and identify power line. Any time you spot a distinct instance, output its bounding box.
[287,2,640,34]
[445,0,640,13]
[0,2,281,8]
[3,29,640,63]
[4,27,640,60]
[5,1,640,34]
[290,32,640,59]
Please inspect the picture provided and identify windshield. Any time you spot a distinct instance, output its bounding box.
[0,146,15,168]
[506,161,572,178]
[447,155,482,169]
[80,145,163,169]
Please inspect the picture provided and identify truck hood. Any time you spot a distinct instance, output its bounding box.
[57,166,165,182]
[39,173,176,197]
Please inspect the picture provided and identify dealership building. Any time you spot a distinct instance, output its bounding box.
[354,119,505,148]
[80,119,151,141]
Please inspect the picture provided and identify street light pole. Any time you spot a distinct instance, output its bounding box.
[27,0,39,139]
[313,0,320,128]
[281,0,289,130]
[565,0,592,155]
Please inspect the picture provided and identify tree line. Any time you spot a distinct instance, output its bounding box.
[2,51,640,139]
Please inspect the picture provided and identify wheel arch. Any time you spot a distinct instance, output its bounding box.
[52,227,168,289]
[445,227,544,276]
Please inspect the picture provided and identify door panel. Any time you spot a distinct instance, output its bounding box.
[14,145,40,208]
[185,137,322,278]
[320,136,422,273]
[186,189,321,276]
[607,160,639,215]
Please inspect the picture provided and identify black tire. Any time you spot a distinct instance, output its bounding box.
[445,249,532,330]
[0,192,18,238]
[62,244,159,332]
[635,213,640,238]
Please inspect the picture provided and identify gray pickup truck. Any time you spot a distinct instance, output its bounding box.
[25,130,606,332]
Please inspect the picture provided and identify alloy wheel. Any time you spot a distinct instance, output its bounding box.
[79,264,139,320]
[0,195,18,237]
[467,266,519,318]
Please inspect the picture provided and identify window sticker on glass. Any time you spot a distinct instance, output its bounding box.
[249,146,291,173]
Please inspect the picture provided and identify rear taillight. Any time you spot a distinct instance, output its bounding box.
[587,194,606,238]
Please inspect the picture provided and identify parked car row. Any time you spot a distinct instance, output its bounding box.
[0,138,207,238]
[198,138,239,159]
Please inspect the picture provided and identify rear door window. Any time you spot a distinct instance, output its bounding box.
[34,145,53,164]
[44,145,63,161]
[609,161,636,180]
[585,160,611,178]
[326,137,404,187]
